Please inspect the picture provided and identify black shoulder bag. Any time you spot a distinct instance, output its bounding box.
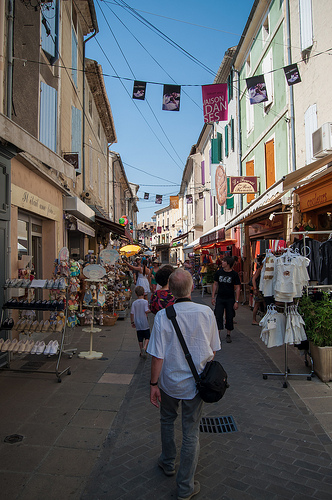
[166,305,229,403]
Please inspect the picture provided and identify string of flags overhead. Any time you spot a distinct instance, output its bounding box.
[132,62,301,117]
[139,62,302,206]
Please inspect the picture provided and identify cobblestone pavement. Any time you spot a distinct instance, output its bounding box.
[81,291,332,500]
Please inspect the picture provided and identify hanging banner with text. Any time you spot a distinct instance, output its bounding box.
[229,176,258,194]
[202,84,228,123]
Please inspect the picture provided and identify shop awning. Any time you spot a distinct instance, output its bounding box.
[170,230,192,246]
[199,223,226,246]
[89,205,125,237]
[183,237,201,252]
[75,219,95,237]
[225,154,332,231]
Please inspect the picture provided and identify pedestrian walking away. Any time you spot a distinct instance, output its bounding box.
[211,256,241,343]
[147,268,220,500]
[126,257,151,299]
[149,264,175,314]
[130,286,151,358]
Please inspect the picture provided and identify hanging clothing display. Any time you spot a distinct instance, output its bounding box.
[319,239,332,285]
[259,252,276,298]
[273,249,309,303]
[284,305,307,345]
[291,238,321,281]
[259,305,285,348]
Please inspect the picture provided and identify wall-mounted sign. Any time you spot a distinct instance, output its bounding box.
[12,185,60,221]
[229,176,258,194]
[63,153,79,170]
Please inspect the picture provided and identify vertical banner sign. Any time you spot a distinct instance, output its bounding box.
[202,84,228,123]
[155,195,162,204]
[246,75,268,104]
[132,81,147,100]
[170,196,179,209]
[284,64,301,86]
[186,194,193,204]
[144,192,149,200]
[162,85,181,111]
[199,192,203,199]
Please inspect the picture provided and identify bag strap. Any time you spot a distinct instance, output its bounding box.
[166,305,200,383]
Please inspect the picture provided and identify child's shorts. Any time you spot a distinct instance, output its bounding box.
[136,329,150,342]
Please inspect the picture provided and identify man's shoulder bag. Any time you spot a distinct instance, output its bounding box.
[166,305,229,403]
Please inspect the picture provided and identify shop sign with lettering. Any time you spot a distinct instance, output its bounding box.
[229,176,258,194]
[12,185,60,221]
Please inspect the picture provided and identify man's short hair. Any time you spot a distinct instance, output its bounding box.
[155,265,175,287]
[169,269,193,298]
[135,286,145,297]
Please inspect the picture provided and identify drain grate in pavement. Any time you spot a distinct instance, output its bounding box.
[200,416,237,434]
[4,434,24,444]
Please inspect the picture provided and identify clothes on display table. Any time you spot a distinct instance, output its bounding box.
[259,249,309,302]
[136,272,151,294]
[260,304,307,348]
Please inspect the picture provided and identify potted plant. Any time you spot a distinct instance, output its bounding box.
[202,264,217,294]
[299,292,332,382]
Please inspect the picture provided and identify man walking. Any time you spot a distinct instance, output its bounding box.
[147,268,220,500]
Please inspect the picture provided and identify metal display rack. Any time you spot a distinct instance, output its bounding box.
[0,281,72,382]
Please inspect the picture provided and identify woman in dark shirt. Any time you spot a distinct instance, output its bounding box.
[211,256,241,343]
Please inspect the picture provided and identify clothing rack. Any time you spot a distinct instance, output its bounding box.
[261,250,314,387]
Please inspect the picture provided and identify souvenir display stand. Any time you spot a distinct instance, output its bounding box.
[78,283,103,360]
[0,278,71,383]
[78,265,107,360]
[258,248,314,387]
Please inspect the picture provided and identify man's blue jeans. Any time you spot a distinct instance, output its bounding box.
[160,389,203,497]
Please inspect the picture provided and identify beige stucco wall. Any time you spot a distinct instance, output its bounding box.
[11,157,64,278]
[290,0,332,168]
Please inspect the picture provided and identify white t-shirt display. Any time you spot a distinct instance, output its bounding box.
[147,301,220,400]
[130,298,150,330]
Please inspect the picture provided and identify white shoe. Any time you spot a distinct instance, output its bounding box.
[8,339,18,352]
[30,341,40,354]
[17,340,27,354]
[43,341,53,355]
[1,339,12,352]
[49,340,59,355]
[36,341,46,355]
[25,340,35,353]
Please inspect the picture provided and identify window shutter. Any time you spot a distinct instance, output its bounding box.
[41,11,56,58]
[226,177,234,210]
[220,204,224,215]
[72,28,78,87]
[231,118,235,152]
[304,104,317,164]
[71,105,82,174]
[227,71,233,102]
[211,133,222,163]
[201,160,205,185]
[299,0,313,51]
[225,125,229,157]
[39,81,57,152]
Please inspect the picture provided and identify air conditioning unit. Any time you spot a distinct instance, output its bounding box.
[312,122,332,158]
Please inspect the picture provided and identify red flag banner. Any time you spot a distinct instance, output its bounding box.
[202,84,228,123]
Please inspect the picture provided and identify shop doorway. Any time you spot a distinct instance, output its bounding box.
[18,212,43,278]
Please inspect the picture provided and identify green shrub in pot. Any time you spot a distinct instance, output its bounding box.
[298,292,332,347]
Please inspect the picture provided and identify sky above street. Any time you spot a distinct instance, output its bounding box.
[85,0,253,223]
